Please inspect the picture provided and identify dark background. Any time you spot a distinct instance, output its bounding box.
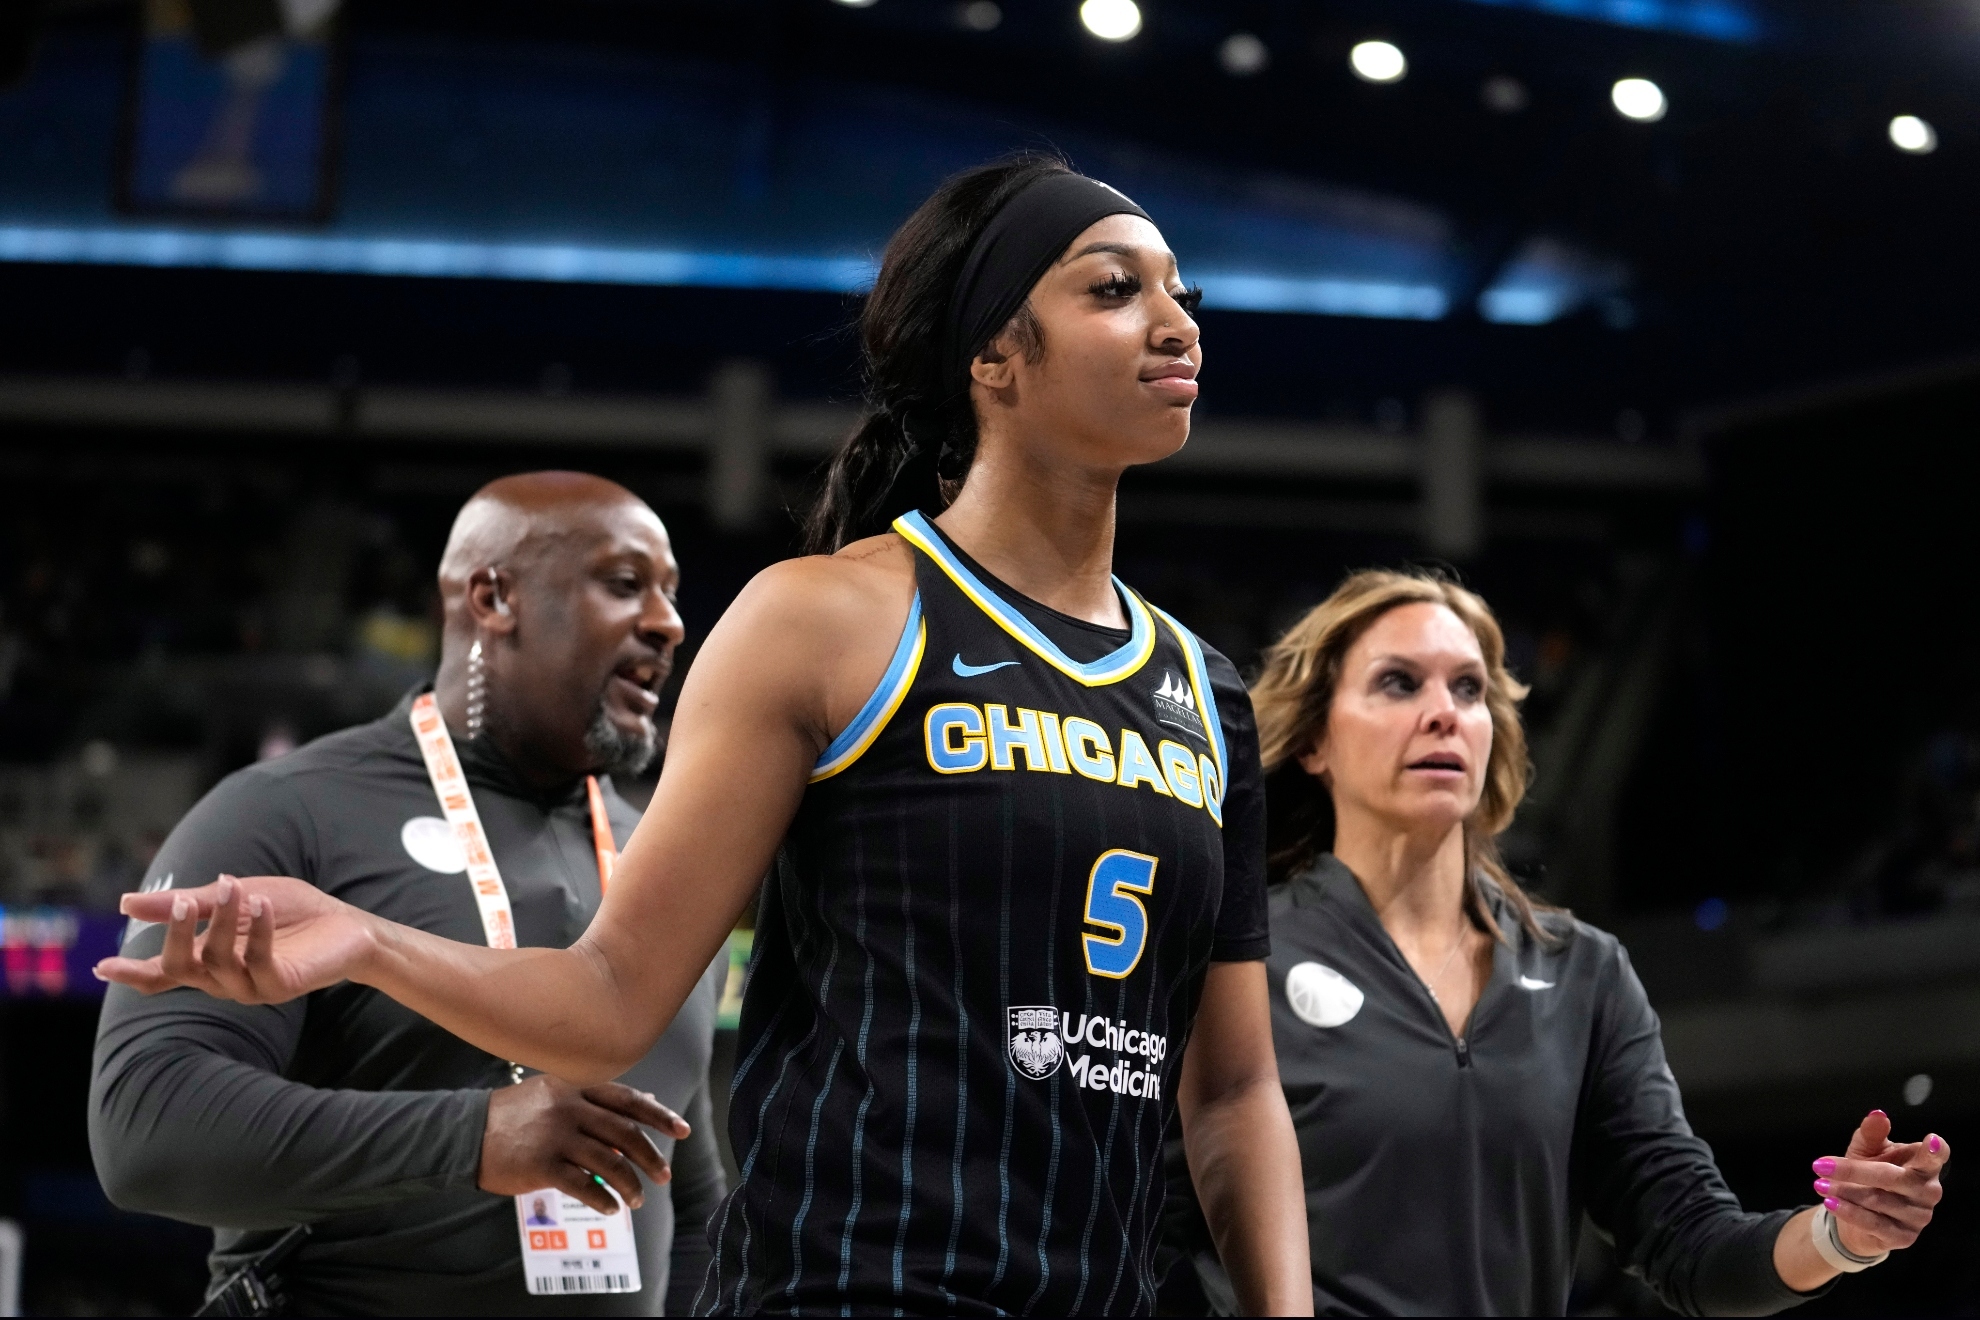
[4,0,1977,1314]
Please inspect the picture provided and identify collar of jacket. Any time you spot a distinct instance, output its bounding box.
[1287,852,1522,945]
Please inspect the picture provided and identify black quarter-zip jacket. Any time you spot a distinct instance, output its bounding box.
[89,690,725,1317]
[1168,854,1822,1317]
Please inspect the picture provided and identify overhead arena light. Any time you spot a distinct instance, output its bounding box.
[1610,77,1666,122]
[1349,40,1407,83]
[1079,0,1141,41]
[1219,31,1269,76]
[1889,114,1937,155]
[1481,75,1528,114]
[832,0,877,7]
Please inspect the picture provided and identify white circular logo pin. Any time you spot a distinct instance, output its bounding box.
[1285,961,1364,1028]
[401,816,468,874]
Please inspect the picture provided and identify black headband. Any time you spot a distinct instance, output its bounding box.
[944,171,1151,386]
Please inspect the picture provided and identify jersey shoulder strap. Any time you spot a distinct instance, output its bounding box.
[809,589,925,784]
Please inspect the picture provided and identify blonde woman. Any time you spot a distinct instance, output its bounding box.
[1176,569,1950,1315]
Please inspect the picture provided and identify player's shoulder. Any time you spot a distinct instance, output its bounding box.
[1193,634,1243,688]
[1137,598,1246,700]
[731,534,917,639]
[1132,592,1230,665]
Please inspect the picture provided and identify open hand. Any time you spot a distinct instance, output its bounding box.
[1814,1109,1949,1255]
[95,874,376,1004]
[481,1075,691,1215]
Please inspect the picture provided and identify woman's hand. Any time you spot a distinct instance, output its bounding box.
[1816,1108,1949,1255]
[95,873,378,1004]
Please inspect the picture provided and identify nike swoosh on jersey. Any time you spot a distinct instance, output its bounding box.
[1517,976,1555,990]
[952,654,1020,678]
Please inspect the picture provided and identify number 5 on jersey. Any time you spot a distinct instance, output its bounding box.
[1082,849,1157,979]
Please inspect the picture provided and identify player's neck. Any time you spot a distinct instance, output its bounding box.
[935,443,1124,629]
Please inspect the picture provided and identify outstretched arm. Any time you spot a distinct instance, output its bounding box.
[98,548,917,1083]
[1178,960,1312,1316]
[1580,944,1949,1315]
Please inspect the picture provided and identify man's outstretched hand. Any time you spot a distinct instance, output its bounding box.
[481,1076,691,1215]
[95,874,376,1004]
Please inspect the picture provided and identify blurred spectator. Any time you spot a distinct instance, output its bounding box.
[1848,728,1980,918]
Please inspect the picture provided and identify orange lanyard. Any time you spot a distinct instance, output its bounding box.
[584,774,618,894]
[411,694,621,942]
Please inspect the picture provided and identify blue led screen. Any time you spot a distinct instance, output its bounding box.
[1458,0,1762,43]
[125,22,335,220]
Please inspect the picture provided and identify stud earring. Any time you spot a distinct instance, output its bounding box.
[465,638,486,741]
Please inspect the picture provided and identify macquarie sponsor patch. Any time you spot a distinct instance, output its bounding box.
[1151,671,1206,741]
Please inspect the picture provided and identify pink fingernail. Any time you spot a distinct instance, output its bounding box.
[249,896,265,918]
[1929,1135,1943,1154]
[1824,1197,1840,1211]
[1814,1179,1833,1194]
[1813,1158,1837,1175]
[171,896,190,921]
[91,968,108,981]
[1870,1109,1887,1120]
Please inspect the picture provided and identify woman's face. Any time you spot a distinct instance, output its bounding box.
[1301,602,1495,836]
[973,212,1201,467]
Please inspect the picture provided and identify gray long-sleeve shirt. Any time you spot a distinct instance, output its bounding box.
[90,691,726,1316]
[1165,855,1828,1317]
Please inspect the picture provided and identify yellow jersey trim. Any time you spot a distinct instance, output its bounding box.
[810,596,926,783]
[893,511,1155,687]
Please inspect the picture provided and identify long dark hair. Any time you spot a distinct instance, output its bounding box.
[804,153,1071,555]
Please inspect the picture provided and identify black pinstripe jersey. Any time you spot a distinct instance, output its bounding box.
[697,512,1269,1316]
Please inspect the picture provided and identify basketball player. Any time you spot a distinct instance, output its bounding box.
[99,157,1313,1315]
[1166,568,1949,1315]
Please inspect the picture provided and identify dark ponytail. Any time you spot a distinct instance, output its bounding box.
[804,153,1072,555]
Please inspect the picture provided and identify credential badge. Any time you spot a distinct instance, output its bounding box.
[1007,1005,1065,1080]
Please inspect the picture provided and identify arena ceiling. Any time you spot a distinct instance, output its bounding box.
[4,0,1977,421]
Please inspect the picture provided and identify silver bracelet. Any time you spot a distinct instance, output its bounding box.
[1810,1205,1888,1274]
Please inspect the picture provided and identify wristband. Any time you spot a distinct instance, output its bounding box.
[1811,1205,1888,1273]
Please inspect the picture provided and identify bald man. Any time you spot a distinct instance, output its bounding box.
[89,474,726,1316]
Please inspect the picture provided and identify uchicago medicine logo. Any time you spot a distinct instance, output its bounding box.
[1006,1006,1168,1099]
[1008,1006,1065,1079]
